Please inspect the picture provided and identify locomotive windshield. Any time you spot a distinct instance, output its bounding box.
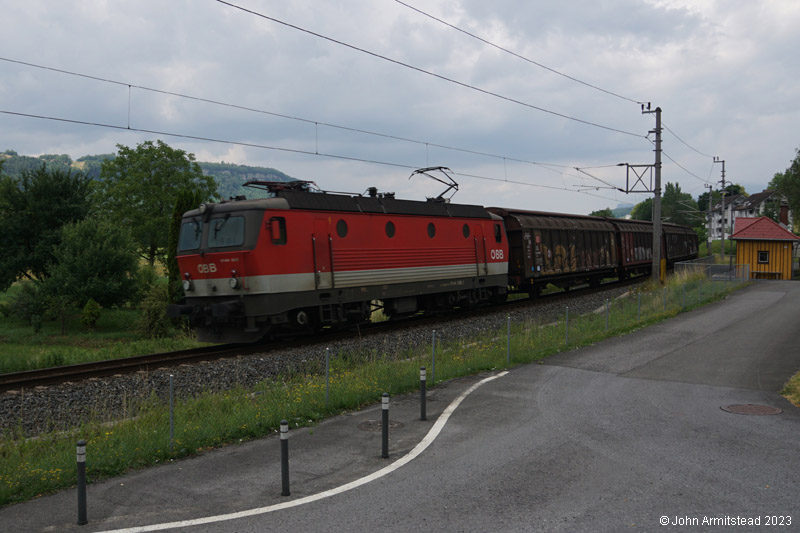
[208,216,245,248]
[178,220,202,251]
[177,215,247,251]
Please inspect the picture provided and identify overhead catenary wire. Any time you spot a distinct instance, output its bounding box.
[0,55,684,209]
[0,7,723,206]
[662,121,715,159]
[0,56,581,176]
[645,136,711,184]
[0,108,625,204]
[393,0,645,106]
[214,0,644,139]
[395,1,721,190]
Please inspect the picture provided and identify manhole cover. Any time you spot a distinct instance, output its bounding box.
[357,420,404,432]
[721,404,783,415]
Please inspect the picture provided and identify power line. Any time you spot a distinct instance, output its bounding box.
[662,121,715,158]
[0,56,581,175]
[0,108,623,203]
[661,150,709,183]
[393,0,645,105]
[214,0,644,138]
[644,136,710,184]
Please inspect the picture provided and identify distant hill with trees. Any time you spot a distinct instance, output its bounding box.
[0,150,295,198]
[588,204,633,218]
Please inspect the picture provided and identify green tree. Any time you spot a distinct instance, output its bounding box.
[44,217,140,310]
[724,183,747,197]
[0,166,92,291]
[769,147,800,230]
[96,140,217,265]
[589,207,613,217]
[630,183,699,226]
[630,198,653,221]
[662,182,699,227]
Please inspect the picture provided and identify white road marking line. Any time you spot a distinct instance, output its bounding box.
[99,371,509,532]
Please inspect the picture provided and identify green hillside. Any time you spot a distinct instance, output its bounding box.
[0,150,295,199]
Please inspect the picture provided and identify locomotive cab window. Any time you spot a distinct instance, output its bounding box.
[494,223,503,243]
[178,219,202,251]
[208,216,245,248]
[268,217,287,245]
[336,219,348,238]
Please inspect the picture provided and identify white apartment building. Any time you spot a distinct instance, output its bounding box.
[708,190,792,241]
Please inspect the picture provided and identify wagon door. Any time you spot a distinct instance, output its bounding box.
[313,218,333,289]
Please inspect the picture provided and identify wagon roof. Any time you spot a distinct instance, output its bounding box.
[486,207,616,231]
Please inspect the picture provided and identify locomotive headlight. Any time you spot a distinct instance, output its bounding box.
[183,272,193,292]
[228,269,240,289]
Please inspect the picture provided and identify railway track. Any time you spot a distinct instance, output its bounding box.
[0,344,249,393]
[1,276,646,393]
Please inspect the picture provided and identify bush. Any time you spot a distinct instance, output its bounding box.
[136,283,172,338]
[46,217,140,309]
[10,282,48,327]
[81,298,101,329]
[133,265,160,306]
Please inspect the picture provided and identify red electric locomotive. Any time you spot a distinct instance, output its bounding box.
[168,179,509,343]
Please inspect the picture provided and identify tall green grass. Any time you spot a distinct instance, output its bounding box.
[0,275,746,506]
[0,297,208,374]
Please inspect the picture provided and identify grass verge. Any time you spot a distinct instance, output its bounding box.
[781,373,800,407]
[0,294,208,374]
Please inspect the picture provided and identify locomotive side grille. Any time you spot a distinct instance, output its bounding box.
[332,248,477,270]
[334,264,488,287]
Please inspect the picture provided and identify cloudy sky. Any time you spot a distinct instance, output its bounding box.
[1,0,799,215]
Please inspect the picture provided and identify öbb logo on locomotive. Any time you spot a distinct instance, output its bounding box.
[167,177,698,343]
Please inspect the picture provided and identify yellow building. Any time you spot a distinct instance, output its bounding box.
[731,217,799,280]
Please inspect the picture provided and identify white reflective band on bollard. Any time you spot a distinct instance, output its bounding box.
[280,421,289,440]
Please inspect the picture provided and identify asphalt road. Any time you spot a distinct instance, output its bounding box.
[4,281,799,532]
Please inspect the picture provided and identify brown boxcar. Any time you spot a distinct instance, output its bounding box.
[663,223,699,266]
[487,208,617,295]
[609,219,654,278]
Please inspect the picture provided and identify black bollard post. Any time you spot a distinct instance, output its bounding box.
[76,440,87,525]
[280,420,290,496]
[381,393,389,459]
[420,367,427,421]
